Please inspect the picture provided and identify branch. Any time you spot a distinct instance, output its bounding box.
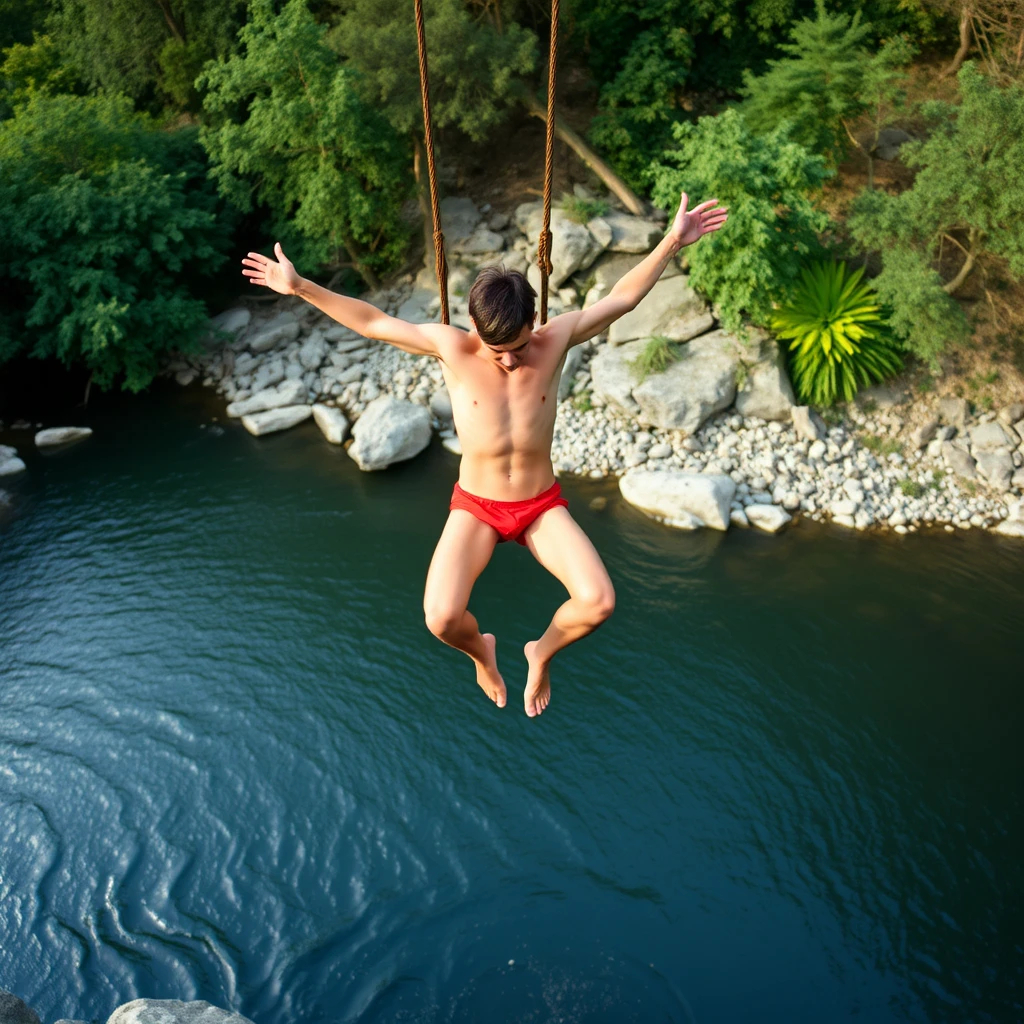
[154,0,187,45]
[942,227,980,295]
[523,94,647,216]
[941,6,973,78]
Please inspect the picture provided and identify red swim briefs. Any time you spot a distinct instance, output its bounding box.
[450,480,569,545]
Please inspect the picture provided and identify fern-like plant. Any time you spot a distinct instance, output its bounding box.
[772,260,902,406]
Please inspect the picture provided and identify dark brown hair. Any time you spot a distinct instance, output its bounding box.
[468,265,536,346]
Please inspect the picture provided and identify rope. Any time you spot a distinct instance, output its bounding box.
[414,0,449,325]
[538,0,560,325]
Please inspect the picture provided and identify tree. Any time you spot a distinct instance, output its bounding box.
[649,108,831,332]
[0,0,47,51]
[849,63,1024,362]
[46,0,248,111]
[199,0,412,286]
[0,94,230,390]
[0,34,82,117]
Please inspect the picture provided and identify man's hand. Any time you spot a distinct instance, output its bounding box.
[669,192,728,248]
[241,242,301,295]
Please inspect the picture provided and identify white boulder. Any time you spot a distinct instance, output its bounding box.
[348,396,432,471]
[298,330,329,371]
[107,999,254,1024]
[311,404,349,444]
[976,450,1014,491]
[515,203,605,287]
[619,469,735,530]
[970,421,1014,452]
[205,307,250,344]
[246,311,300,353]
[35,426,93,447]
[745,504,792,533]
[603,212,663,253]
[0,455,26,476]
[241,405,312,436]
[227,380,307,418]
[608,275,712,345]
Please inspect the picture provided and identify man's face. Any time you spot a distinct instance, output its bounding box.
[481,322,533,372]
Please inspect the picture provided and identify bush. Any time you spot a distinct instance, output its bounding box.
[0,93,231,390]
[629,336,679,382]
[650,109,831,333]
[772,260,902,406]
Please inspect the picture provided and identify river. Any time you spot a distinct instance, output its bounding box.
[1,387,1022,1023]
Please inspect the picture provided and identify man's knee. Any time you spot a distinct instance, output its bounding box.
[424,604,463,641]
[580,583,615,627]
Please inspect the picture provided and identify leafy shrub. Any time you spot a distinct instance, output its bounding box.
[0,93,231,390]
[629,336,678,382]
[650,109,831,333]
[772,260,902,406]
[560,193,609,225]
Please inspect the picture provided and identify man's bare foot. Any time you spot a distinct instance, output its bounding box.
[523,640,551,717]
[475,633,507,707]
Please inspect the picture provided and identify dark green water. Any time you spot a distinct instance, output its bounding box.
[1,388,1022,1024]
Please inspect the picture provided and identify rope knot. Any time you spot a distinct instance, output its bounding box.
[537,229,554,275]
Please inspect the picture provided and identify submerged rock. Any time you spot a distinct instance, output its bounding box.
[0,990,41,1024]
[107,1000,255,1024]
[745,504,792,533]
[0,455,26,476]
[348,396,432,471]
[619,469,735,530]
[35,426,93,447]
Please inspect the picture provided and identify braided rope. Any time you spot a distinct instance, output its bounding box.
[414,0,449,325]
[538,0,560,325]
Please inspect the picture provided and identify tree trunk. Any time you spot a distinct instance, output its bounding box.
[942,6,973,78]
[943,228,979,295]
[523,94,647,216]
[341,236,379,291]
[154,0,187,44]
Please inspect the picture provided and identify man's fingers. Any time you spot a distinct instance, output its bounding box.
[690,199,721,215]
[678,191,689,217]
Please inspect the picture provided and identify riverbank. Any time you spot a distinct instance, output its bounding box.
[0,992,252,1024]
[154,192,1021,540]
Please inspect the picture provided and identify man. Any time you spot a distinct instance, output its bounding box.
[242,191,727,716]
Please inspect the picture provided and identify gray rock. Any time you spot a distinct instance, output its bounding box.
[808,439,827,461]
[53,1019,89,1024]
[589,341,642,415]
[337,365,364,385]
[647,442,673,459]
[792,406,825,441]
[430,387,453,423]
[0,991,40,1024]
[939,396,970,429]
[603,212,663,253]
[976,450,1014,491]
[522,207,601,288]
[226,379,307,418]
[832,498,859,517]
[440,196,482,243]
[107,1000,255,1024]
[619,469,735,530]
[733,333,794,421]
[970,421,1014,452]
[910,416,939,449]
[871,127,912,161]
[745,504,792,533]
[283,361,304,380]
[607,275,712,345]
[586,216,613,251]
[632,331,739,433]
[241,404,312,436]
[348,396,432,471]
[311,404,349,444]
[35,426,93,447]
[298,331,329,371]
[856,384,905,409]
[558,347,584,403]
[998,401,1024,425]
[451,227,505,255]
[442,434,462,455]
[488,211,510,231]
[205,307,251,344]
[325,325,364,345]
[730,507,750,528]
[942,440,977,479]
[0,445,16,462]
[247,311,300,353]
[0,457,27,476]
[175,368,198,387]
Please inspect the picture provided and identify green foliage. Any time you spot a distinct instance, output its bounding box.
[47,0,247,111]
[861,434,903,456]
[740,0,875,162]
[0,93,230,389]
[650,109,831,332]
[327,0,536,142]
[0,33,82,114]
[0,0,48,50]
[560,193,609,224]
[629,336,679,382]
[898,477,925,497]
[772,261,903,406]
[200,0,412,279]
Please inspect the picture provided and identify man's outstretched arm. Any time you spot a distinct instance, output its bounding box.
[558,192,728,347]
[242,243,445,357]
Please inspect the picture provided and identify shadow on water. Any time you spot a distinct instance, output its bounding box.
[1,385,1022,1024]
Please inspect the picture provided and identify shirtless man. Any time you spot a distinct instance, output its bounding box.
[242,191,727,716]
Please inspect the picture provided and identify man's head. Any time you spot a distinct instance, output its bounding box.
[469,264,536,370]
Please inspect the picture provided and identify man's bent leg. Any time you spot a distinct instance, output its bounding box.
[520,506,615,717]
[423,509,506,707]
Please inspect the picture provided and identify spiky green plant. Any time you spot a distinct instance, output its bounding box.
[772,260,903,406]
[629,336,679,382]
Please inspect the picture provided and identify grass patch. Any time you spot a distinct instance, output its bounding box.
[573,392,593,412]
[898,478,925,498]
[630,336,679,382]
[735,362,750,391]
[861,433,904,457]
[930,468,946,490]
[916,373,935,394]
[561,193,610,225]
[980,394,994,411]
